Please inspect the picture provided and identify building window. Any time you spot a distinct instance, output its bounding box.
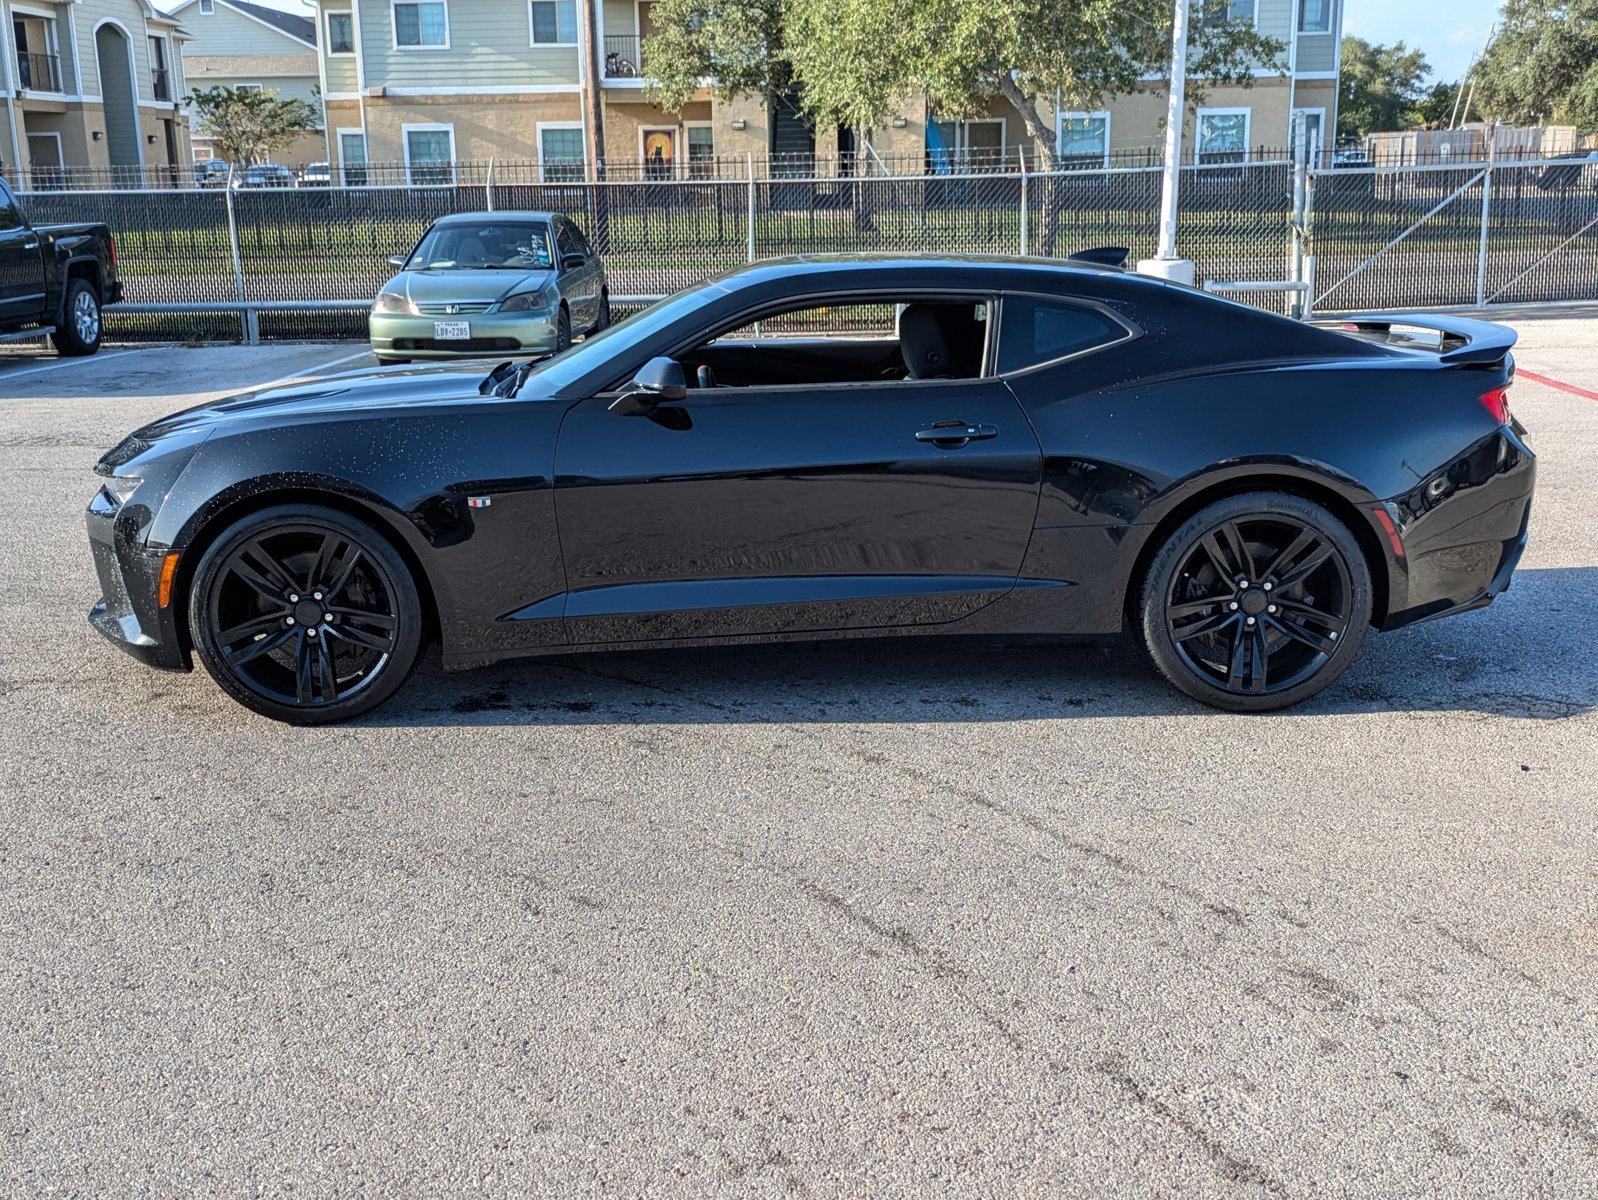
[529,0,576,45]
[234,82,264,92]
[1058,112,1110,168]
[326,11,355,54]
[339,130,367,184]
[686,124,714,177]
[393,0,447,48]
[149,35,172,100]
[1201,0,1254,25]
[1196,108,1250,165]
[405,125,455,184]
[1299,0,1331,33]
[12,13,63,92]
[200,0,214,13]
[538,125,584,181]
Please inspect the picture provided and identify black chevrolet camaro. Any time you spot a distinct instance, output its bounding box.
[87,255,1534,723]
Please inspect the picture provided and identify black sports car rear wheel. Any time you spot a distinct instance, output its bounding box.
[188,505,423,723]
[1140,493,1371,711]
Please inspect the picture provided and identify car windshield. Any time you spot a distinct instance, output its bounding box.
[407,221,555,271]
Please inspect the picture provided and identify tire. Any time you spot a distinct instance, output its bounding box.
[1139,492,1372,712]
[555,304,571,352]
[50,278,102,357]
[187,505,424,724]
[590,289,610,335]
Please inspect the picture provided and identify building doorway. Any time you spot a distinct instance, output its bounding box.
[94,22,142,175]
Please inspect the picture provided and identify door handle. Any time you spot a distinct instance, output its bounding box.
[915,421,997,445]
[23,242,39,250]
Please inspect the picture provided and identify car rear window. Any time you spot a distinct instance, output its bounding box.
[997,298,1126,373]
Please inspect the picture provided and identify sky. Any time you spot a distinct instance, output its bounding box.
[1341,0,1502,83]
[168,0,1507,89]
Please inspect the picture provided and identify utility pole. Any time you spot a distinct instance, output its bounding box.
[577,0,606,180]
[1137,0,1196,285]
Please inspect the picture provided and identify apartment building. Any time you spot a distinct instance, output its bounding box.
[170,0,323,167]
[1,0,192,178]
[309,0,1342,182]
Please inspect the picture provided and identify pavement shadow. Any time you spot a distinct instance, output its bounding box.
[367,566,1597,727]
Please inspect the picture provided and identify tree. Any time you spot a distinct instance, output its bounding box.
[1471,0,1598,132]
[1409,81,1462,130]
[186,85,319,165]
[1337,37,1432,138]
[642,0,1284,173]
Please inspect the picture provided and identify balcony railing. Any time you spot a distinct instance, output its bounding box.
[15,51,62,93]
[151,67,172,101]
[603,34,644,78]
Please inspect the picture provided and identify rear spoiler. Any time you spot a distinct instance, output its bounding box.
[1319,313,1517,367]
[1067,245,1129,268]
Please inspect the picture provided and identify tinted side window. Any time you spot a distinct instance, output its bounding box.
[997,298,1125,373]
[556,222,579,257]
[0,182,20,232]
[569,223,594,257]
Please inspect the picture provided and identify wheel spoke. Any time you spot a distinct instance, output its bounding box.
[229,560,286,604]
[1201,521,1253,584]
[326,622,393,653]
[294,634,315,704]
[1267,613,1339,656]
[327,605,397,630]
[242,544,299,594]
[1172,610,1237,643]
[1273,539,1334,591]
[1168,598,1222,620]
[324,548,365,600]
[1248,621,1270,693]
[225,626,294,667]
[308,533,345,592]
[215,612,285,648]
[1226,623,1248,690]
[315,637,339,703]
[1261,528,1316,585]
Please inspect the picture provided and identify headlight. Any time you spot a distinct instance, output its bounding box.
[498,290,554,313]
[373,291,414,314]
[99,475,142,510]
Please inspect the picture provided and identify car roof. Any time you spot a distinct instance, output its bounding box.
[432,210,559,225]
[710,252,1130,290]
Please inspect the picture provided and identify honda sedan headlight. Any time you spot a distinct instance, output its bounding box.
[373,291,415,314]
[498,290,555,314]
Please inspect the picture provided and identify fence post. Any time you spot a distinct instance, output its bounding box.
[222,164,254,345]
[1475,127,1495,306]
[1017,145,1029,257]
[746,152,757,263]
[486,157,496,211]
[1289,111,1309,319]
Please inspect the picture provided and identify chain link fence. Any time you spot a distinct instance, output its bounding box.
[10,152,1594,345]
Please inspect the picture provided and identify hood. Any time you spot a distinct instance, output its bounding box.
[395,268,555,305]
[110,364,493,461]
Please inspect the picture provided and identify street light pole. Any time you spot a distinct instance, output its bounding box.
[1138,0,1197,285]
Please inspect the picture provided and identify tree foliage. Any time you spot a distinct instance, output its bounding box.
[1337,37,1432,137]
[643,0,1284,168]
[1471,0,1598,132]
[186,85,319,165]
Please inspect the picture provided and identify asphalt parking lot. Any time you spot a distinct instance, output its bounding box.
[2,324,1595,1197]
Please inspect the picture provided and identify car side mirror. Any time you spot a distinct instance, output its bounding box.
[609,356,687,415]
[387,253,408,269]
[561,252,586,271]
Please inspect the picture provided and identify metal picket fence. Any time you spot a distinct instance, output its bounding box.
[10,151,1595,344]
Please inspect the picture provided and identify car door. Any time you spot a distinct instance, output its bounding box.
[552,351,1043,645]
[0,182,45,323]
[555,220,597,328]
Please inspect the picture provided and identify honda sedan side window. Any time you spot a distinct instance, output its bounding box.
[996,297,1128,374]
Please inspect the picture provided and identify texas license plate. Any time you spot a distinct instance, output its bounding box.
[433,320,470,340]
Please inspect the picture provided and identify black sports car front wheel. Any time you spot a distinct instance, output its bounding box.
[188,505,423,724]
[1140,492,1372,712]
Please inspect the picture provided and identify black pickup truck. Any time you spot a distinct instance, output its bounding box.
[0,177,121,356]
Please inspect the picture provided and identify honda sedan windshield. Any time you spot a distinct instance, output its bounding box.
[407,222,555,271]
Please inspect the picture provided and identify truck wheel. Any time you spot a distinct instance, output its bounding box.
[51,279,103,357]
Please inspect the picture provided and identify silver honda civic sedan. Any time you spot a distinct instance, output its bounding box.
[369,210,610,364]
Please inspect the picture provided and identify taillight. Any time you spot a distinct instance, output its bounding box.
[107,234,117,268]
[1479,385,1510,425]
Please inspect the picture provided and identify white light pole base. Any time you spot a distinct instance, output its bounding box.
[1135,257,1197,286]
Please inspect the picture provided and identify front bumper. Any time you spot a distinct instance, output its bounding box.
[85,495,189,671]
[1379,424,1536,630]
[369,309,559,359]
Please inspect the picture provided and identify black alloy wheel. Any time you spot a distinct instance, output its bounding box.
[188,506,423,723]
[556,305,572,352]
[1140,493,1371,711]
